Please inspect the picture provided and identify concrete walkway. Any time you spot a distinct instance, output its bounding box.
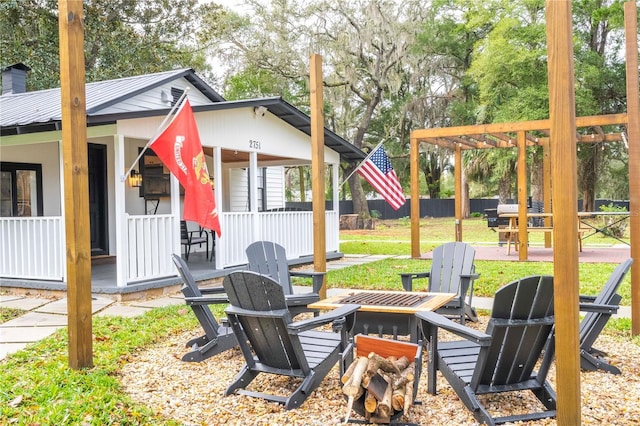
[0,253,631,360]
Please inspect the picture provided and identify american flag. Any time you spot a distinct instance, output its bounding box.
[357,146,406,210]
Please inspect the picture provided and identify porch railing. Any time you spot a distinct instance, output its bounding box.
[126,214,176,282]
[1,211,340,283]
[218,210,339,268]
[0,216,64,281]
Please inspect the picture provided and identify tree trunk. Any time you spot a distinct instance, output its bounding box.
[578,146,598,212]
[422,152,442,199]
[346,164,370,217]
[530,149,544,208]
[461,172,470,218]
[498,175,511,204]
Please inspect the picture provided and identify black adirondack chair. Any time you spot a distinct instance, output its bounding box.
[222,270,359,410]
[399,241,479,324]
[171,254,236,362]
[246,240,324,316]
[417,275,556,425]
[579,258,632,374]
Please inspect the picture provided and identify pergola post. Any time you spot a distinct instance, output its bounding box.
[546,1,581,424]
[59,0,93,369]
[454,144,463,241]
[542,137,552,247]
[517,131,528,260]
[410,136,421,258]
[310,54,327,299]
[624,0,640,336]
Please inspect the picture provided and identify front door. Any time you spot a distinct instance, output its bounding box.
[88,143,108,256]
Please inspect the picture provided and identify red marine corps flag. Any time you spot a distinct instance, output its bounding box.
[149,99,221,237]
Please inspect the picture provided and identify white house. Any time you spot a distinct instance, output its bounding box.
[0,64,365,294]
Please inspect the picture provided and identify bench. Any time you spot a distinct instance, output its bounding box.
[506,225,591,255]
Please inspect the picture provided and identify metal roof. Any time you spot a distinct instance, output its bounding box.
[0,68,364,162]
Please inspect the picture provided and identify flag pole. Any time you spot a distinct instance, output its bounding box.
[121,87,190,182]
[340,139,385,187]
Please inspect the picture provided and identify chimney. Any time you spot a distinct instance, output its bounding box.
[2,63,31,95]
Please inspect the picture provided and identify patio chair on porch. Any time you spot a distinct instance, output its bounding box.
[579,258,632,374]
[417,275,556,425]
[246,241,324,316]
[222,270,359,410]
[180,220,209,261]
[399,241,479,324]
[171,254,236,362]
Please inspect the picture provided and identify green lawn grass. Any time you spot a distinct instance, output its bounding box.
[0,305,198,425]
[336,217,632,303]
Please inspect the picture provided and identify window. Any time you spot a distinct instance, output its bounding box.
[0,162,43,217]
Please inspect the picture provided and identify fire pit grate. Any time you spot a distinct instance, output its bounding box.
[338,292,432,307]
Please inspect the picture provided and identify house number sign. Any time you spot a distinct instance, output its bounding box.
[249,139,262,150]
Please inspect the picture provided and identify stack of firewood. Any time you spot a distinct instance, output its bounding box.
[341,351,415,424]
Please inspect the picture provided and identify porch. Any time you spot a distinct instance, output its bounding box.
[0,210,341,300]
[0,249,345,301]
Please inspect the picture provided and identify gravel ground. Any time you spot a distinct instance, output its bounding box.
[119,313,640,426]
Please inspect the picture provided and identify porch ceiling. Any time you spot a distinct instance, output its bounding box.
[203,147,284,163]
[411,112,628,150]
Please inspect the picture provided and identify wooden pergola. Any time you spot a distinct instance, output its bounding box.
[411,113,628,258]
[410,2,638,424]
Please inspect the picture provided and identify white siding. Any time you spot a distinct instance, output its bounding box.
[229,168,249,212]
[265,167,285,210]
[98,80,212,115]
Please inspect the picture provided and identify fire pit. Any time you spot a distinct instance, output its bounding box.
[308,290,455,342]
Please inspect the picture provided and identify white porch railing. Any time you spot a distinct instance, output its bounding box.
[0,216,64,280]
[218,210,339,268]
[126,214,177,282]
[1,211,339,283]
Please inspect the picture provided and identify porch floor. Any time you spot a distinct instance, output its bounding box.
[0,251,345,301]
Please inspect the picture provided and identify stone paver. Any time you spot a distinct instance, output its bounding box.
[2,312,68,327]
[34,297,115,315]
[0,296,52,311]
[0,343,27,359]
[0,326,63,342]
[95,305,152,318]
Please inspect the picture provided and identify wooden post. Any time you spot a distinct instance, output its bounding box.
[546,1,581,424]
[410,136,420,258]
[59,0,93,369]
[517,131,528,260]
[310,54,327,299]
[624,1,640,335]
[542,137,552,247]
[454,144,462,241]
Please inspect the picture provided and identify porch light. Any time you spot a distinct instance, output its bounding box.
[129,170,143,187]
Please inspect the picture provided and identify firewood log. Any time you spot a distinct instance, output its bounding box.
[376,375,394,418]
[342,356,369,397]
[342,356,369,423]
[392,362,415,389]
[341,358,359,384]
[367,352,400,374]
[393,355,411,371]
[403,380,414,412]
[364,391,378,413]
[392,387,405,411]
